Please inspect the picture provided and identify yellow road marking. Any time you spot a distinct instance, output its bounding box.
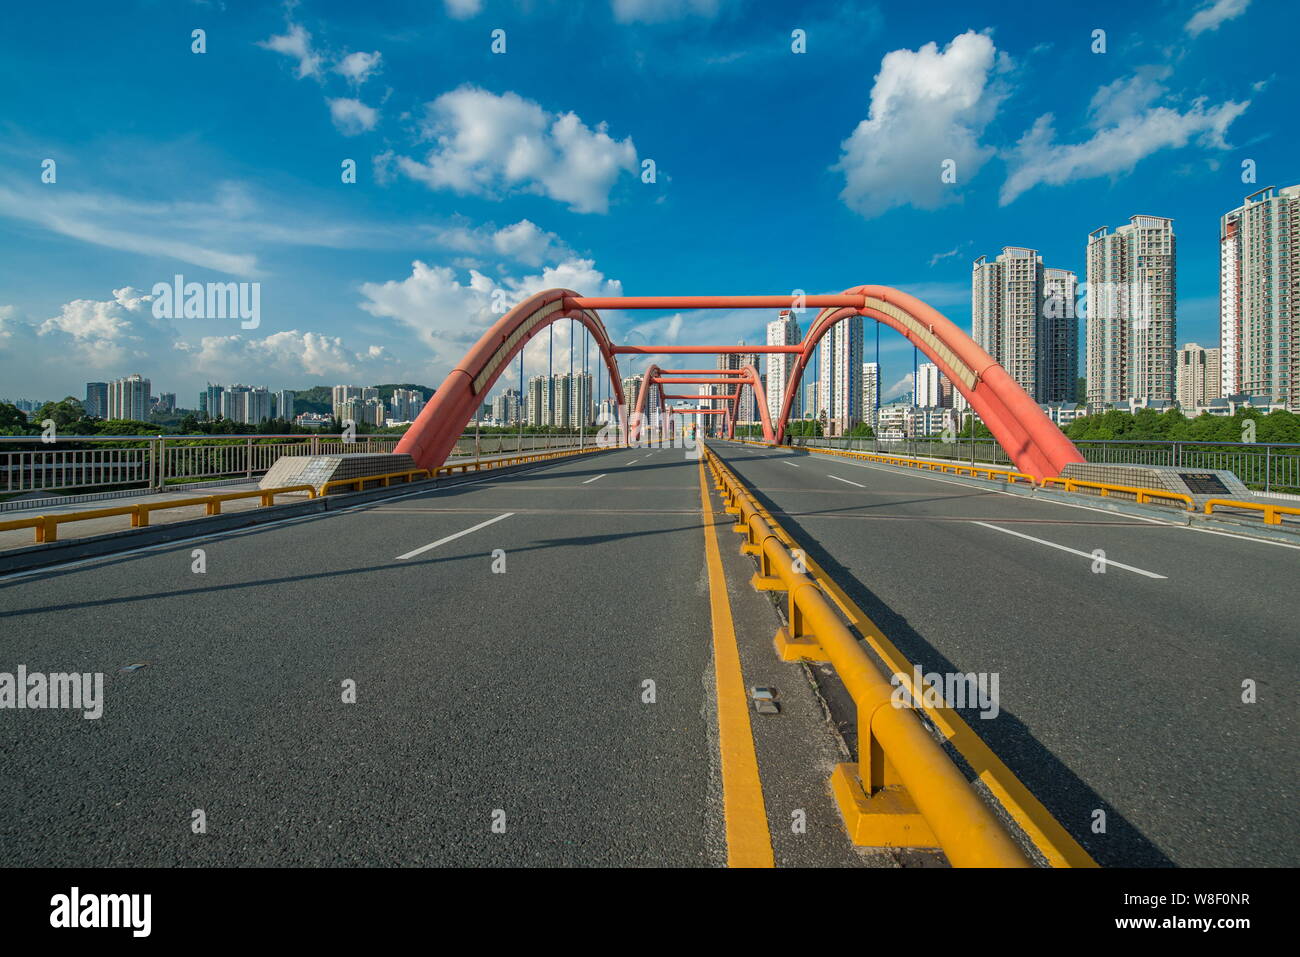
[698,460,775,868]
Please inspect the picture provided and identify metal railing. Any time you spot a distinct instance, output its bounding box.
[788,435,1300,492]
[0,431,598,498]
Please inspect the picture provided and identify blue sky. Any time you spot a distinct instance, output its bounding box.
[0,0,1292,406]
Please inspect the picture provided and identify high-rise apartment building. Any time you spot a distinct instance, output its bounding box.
[222,385,250,422]
[338,396,385,427]
[914,362,942,407]
[246,387,272,425]
[972,247,1078,403]
[526,375,547,426]
[218,385,272,424]
[107,374,151,421]
[548,375,569,428]
[1041,268,1080,403]
[492,388,521,425]
[84,382,107,418]
[817,314,863,434]
[862,362,879,427]
[275,390,295,421]
[1219,185,1300,407]
[1176,343,1223,409]
[732,346,760,424]
[157,393,176,413]
[389,388,424,423]
[765,311,802,425]
[331,385,379,421]
[203,384,224,420]
[1086,215,1177,406]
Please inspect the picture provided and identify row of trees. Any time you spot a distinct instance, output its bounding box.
[1063,407,1300,444]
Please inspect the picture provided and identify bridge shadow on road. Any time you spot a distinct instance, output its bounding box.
[737,480,1176,868]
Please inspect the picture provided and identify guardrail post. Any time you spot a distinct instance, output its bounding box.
[773,585,827,661]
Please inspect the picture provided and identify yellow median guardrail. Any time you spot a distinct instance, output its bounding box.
[1203,498,1300,525]
[704,443,1037,866]
[0,485,318,544]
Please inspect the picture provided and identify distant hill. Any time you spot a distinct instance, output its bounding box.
[291,384,436,416]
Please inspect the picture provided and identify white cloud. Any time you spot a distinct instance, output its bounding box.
[357,257,623,383]
[884,373,913,399]
[0,178,409,278]
[335,51,382,85]
[490,220,567,267]
[926,246,968,269]
[834,31,1007,219]
[1087,68,1171,128]
[1000,74,1249,204]
[444,0,483,19]
[1186,0,1251,36]
[0,184,262,276]
[257,23,322,79]
[611,0,723,23]
[28,287,176,374]
[328,97,380,135]
[418,218,572,268]
[186,330,395,382]
[394,86,638,214]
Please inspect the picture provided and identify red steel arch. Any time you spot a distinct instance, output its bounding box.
[628,363,669,444]
[394,288,624,471]
[395,286,1085,479]
[771,285,1082,478]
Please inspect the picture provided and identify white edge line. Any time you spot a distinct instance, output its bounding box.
[972,521,1166,579]
[396,512,515,560]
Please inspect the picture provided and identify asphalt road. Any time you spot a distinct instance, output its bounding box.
[0,447,869,867]
[709,440,1300,867]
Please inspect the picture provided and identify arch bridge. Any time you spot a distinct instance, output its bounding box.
[394,287,1085,479]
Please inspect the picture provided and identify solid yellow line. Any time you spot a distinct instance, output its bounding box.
[697,459,775,868]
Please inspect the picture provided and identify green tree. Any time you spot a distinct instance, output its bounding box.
[33,397,87,429]
[0,402,28,434]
